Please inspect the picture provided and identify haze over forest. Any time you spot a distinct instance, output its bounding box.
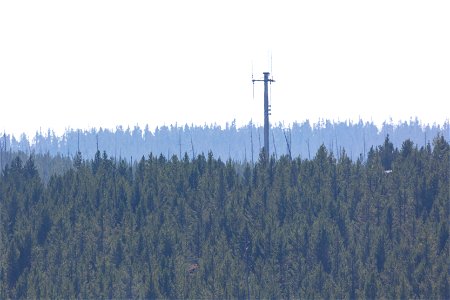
[2,119,448,162]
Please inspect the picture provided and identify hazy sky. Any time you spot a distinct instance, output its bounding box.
[1,0,449,137]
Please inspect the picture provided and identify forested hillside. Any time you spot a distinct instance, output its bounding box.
[0,135,449,298]
[2,119,448,163]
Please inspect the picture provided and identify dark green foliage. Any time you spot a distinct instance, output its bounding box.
[0,136,448,298]
[364,273,377,299]
[315,226,331,273]
[380,135,394,170]
[37,210,52,244]
[375,234,385,272]
[438,221,448,253]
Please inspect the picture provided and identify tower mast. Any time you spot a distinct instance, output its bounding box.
[253,72,275,159]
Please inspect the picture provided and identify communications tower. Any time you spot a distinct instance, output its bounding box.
[252,72,275,159]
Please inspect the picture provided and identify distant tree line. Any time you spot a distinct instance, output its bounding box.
[0,134,448,298]
[1,119,448,165]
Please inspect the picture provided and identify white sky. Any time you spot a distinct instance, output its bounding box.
[1,1,449,138]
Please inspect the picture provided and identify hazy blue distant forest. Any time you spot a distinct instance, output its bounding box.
[0,120,449,298]
[1,120,448,178]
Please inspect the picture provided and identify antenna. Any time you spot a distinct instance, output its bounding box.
[269,52,272,70]
[252,61,255,99]
[252,68,275,159]
[270,53,273,111]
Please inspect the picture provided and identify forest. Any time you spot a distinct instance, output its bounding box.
[0,134,449,298]
[2,119,449,163]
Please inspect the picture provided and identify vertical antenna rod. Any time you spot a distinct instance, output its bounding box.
[253,72,275,159]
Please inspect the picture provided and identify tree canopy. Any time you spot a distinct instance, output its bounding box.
[0,135,448,298]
